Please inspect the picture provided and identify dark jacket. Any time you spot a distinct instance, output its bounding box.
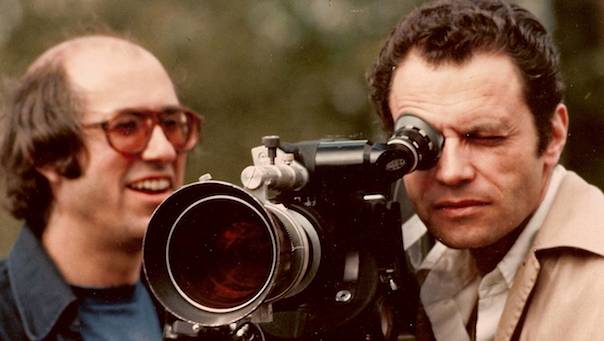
[0,226,83,340]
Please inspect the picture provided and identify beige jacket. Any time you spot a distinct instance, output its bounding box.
[495,171,604,340]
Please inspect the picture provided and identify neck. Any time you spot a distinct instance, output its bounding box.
[470,220,527,276]
[42,213,143,287]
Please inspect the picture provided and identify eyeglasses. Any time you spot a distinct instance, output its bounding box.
[82,106,202,157]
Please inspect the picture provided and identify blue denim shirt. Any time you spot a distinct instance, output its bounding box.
[0,226,82,340]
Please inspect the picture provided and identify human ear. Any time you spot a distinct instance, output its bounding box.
[36,165,62,186]
[543,103,569,165]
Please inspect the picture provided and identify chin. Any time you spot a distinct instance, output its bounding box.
[126,216,151,239]
[432,227,496,250]
[439,238,493,250]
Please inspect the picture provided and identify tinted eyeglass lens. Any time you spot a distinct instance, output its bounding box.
[159,111,193,150]
[106,112,152,154]
[106,110,199,155]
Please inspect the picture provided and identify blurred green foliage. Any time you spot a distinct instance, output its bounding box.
[0,0,418,255]
[553,0,604,188]
[0,0,602,257]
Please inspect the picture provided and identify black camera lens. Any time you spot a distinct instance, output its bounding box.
[167,197,275,310]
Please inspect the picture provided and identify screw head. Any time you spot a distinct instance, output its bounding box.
[335,290,352,303]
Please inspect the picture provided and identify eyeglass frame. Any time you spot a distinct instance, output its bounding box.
[80,105,203,157]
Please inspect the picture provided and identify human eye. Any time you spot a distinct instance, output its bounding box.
[160,112,187,131]
[464,131,506,146]
[108,114,142,136]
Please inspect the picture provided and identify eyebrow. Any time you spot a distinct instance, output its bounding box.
[117,105,190,114]
[457,116,513,133]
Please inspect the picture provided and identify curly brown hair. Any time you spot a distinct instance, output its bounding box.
[0,61,84,232]
[367,0,564,154]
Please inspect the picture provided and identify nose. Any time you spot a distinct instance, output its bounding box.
[141,125,178,163]
[434,137,475,186]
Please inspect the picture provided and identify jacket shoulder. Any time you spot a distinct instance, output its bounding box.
[517,250,604,340]
[535,171,604,255]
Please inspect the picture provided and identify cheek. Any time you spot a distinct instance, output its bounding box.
[403,172,429,208]
[472,145,516,171]
[87,152,130,181]
[504,158,546,209]
[78,153,132,202]
[174,155,188,186]
[477,146,543,196]
[478,150,546,234]
[83,136,130,173]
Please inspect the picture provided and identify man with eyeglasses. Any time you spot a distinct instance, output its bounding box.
[0,35,201,340]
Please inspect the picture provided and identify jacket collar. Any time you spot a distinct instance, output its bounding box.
[532,171,604,256]
[496,171,604,340]
[7,226,78,340]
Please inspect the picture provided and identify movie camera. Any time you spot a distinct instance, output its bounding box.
[143,114,444,340]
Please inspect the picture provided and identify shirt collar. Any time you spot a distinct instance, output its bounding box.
[7,226,78,340]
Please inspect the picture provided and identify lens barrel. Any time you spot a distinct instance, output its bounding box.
[143,180,319,326]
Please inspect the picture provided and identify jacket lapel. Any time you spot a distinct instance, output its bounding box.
[494,252,539,341]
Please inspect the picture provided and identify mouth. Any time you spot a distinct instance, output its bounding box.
[434,200,489,209]
[127,177,173,194]
[433,200,490,217]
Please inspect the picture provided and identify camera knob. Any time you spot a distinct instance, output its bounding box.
[262,135,280,165]
[241,166,264,190]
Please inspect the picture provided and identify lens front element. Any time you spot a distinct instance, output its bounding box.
[167,196,275,312]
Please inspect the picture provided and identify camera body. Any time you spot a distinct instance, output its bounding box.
[143,114,444,340]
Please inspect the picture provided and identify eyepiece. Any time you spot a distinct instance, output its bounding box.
[388,114,444,171]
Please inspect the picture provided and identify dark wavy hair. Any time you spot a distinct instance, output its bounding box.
[368,0,564,154]
[0,61,84,232]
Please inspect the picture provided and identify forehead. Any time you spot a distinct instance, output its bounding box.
[62,38,179,121]
[388,51,529,130]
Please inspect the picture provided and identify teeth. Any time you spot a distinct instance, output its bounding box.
[129,179,171,192]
